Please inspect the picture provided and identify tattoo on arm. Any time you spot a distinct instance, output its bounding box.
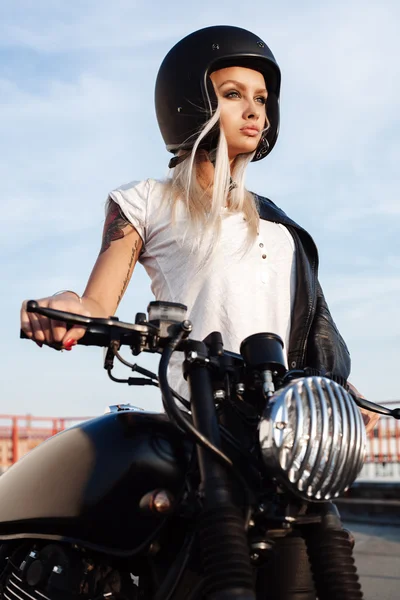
[116,239,140,308]
[100,200,131,255]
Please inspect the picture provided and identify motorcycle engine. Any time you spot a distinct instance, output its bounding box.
[0,543,138,600]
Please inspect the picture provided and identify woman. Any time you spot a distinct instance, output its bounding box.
[20,25,377,431]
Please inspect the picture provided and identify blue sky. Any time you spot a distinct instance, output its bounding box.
[1,0,399,417]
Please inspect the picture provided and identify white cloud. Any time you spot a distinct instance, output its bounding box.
[0,2,187,52]
[1,0,399,415]
[247,0,400,228]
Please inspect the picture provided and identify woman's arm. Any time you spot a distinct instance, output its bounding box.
[83,199,143,316]
[21,200,142,347]
[303,282,379,435]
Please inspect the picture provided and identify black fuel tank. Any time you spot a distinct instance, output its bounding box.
[0,411,190,554]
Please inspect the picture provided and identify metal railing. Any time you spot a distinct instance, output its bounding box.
[358,401,400,482]
[0,414,91,470]
[0,404,399,480]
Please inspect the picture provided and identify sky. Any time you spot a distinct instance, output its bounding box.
[1,0,399,419]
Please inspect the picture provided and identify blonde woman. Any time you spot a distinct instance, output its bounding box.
[20,25,377,432]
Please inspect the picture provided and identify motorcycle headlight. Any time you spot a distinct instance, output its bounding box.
[259,377,366,501]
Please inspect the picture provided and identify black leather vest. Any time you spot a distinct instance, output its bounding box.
[256,195,351,385]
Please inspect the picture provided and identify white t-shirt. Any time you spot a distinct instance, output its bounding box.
[109,179,296,397]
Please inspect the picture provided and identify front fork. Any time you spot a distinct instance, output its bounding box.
[184,340,256,600]
[303,502,363,600]
[254,502,362,600]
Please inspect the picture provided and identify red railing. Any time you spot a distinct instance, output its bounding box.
[364,402,400,463]
[0,405,399,479]
[0,414,91,469]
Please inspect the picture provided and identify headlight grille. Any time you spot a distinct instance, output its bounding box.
[259,377,366,501]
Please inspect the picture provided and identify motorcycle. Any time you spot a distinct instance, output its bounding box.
[4,299,399,600]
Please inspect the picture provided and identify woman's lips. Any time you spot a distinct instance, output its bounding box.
[240,127,260,136]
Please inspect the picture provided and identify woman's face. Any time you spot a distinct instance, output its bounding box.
[210,66,268,160]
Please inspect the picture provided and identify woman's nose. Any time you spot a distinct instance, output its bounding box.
[243,100,260,120]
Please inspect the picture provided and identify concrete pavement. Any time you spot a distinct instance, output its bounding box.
[348,522,400,600]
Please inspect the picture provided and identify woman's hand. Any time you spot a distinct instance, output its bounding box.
[360,408,380,435]
[347,382,380,435]
[20,292,101,350]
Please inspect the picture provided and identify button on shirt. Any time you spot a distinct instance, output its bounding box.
[109,179,296,397]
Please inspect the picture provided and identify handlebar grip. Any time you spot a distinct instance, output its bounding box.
[20,329,63,350]
[21,300,153,349]
[76,331,109,347]
[21,300,110,347]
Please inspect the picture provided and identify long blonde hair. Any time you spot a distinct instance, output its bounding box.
[165,107,261,246]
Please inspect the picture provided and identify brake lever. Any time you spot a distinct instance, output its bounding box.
[25,300,143,332]
[350,395,400,420]
[26,300,94,327]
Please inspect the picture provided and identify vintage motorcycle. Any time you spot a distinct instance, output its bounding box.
[3,300,399,599]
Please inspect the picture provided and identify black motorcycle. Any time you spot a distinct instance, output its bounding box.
[5,300,399,600]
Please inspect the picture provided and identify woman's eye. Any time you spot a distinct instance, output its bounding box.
[256,96,267,105]
[225,91,240,98]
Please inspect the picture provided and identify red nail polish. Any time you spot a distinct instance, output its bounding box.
[35,341,43,348]
[63,339,77,350]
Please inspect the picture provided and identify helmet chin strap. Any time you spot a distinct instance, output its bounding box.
[168,152,191,169]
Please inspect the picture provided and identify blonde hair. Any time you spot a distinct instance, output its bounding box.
[165,107,262,247]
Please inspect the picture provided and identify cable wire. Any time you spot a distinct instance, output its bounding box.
[158,329,254,521]
[159,332,234,470]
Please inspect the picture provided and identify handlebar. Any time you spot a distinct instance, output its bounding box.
[21,301,400,420]
[21,300,161,351]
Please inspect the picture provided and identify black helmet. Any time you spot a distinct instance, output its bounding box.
[155,25,281,163]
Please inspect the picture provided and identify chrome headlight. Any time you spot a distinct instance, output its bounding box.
[259,377,366,501]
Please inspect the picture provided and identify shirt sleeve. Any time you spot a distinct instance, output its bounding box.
[108,179,150,244]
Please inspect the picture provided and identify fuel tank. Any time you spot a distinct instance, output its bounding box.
[0,411,190,554]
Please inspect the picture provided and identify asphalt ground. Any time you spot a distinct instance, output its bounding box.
[347,522,400,600]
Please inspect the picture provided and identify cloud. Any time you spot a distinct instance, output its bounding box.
[0,2,188,52]
[247,0,400,229]
[1,0,399,416]
[0,69,163,250]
